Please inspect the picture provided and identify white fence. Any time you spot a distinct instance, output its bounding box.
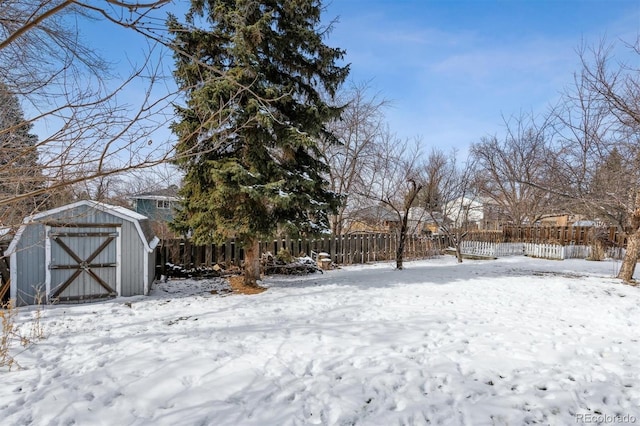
[460,241,524,257]
[523,243,566,260]
[561,245,591,259]
[459,241,625,261]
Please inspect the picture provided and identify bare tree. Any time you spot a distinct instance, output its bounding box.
[69,163,182,205]
[0,1,256,230]
[320,81,389,235]
[548,38,640,282]
[0,1,178,224]
[365,130,423,269]
[424,148,477,263]
[470,113,554,226]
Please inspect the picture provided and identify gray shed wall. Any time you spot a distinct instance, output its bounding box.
[13,223,46,305]
[12,203,152,305]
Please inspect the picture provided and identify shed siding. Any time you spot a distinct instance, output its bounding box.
[15,223,46,305]
[120,219,146,296]
[12,202,153,305]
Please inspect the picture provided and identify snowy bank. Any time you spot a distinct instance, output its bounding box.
[1,257,639,425]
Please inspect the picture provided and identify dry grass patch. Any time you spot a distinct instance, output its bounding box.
[1,299,46,370]
[227,275,267,295]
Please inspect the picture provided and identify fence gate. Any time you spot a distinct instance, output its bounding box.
[47,224,119,302]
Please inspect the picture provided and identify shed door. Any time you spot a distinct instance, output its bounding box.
[48,225,119,302]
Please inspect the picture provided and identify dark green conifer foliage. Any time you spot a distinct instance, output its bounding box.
[0,82,43,227]
[168,0,348,253]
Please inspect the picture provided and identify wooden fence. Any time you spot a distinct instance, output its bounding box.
[157,233,446,270]
[156,225,630,272]
[501,226,626,246]
[464,226,626,246]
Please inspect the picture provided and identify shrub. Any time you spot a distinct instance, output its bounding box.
[1,297,46,370]
[276,248,294,264]
[1,300,19,369]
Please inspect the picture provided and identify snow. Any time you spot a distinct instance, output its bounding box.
[2,256,640,425]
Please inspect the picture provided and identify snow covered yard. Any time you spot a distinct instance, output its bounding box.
[1,257,639,426]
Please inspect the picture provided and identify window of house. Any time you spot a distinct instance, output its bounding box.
[157,200,171,209]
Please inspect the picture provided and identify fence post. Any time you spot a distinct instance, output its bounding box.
[223,240,231,266]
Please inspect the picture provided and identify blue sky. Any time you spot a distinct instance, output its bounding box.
[55,0,640,155]
[321,0,639,150]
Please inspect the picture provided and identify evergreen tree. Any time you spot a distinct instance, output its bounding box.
[0,82,43,227]
[168,0,349,285]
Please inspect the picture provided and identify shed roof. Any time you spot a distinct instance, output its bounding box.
[5,200,159,256]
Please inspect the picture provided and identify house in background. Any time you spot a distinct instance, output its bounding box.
[536,214,596,227]
[406,207,449,235]
[346,205,399,233]
[130,186,182,239]
[346,205,445,235]
[478,198,512,230]
[536,214,570,227]
[130,186,180,223]
[445,197,485,229]
[418,211,452,235]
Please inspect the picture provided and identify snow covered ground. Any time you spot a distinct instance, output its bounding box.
[1,256,639,425]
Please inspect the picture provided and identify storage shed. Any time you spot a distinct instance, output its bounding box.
[5,200,159,306]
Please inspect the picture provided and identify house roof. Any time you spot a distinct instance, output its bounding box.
[422,211,450,225]
[131,186,180,201]
[351,205,398,222]
[5,200,159,256]
[572,220,597,227]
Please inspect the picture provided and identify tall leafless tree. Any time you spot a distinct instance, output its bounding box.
[548,38,640,282]
[320,81,389,235]
[424,148,477,263]
[470,113,554,226]
[365,131,424,269]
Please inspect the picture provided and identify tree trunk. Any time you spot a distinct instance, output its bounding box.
[454,244,463,263]
[0,256,10,285]
[395,207,415,270]
[396,218,407,269]
[452,231,464,263]
[618,225,640,283]
[396,226,405,270]
[243,238,261,287]
[331,214,339,237]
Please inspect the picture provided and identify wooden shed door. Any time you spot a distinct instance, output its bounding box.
[48,225,119,302]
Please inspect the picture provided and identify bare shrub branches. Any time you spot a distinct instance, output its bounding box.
[0,1,267,228]
[424,148,477,262]
[320,81,390,235]
[470,113,554,225]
